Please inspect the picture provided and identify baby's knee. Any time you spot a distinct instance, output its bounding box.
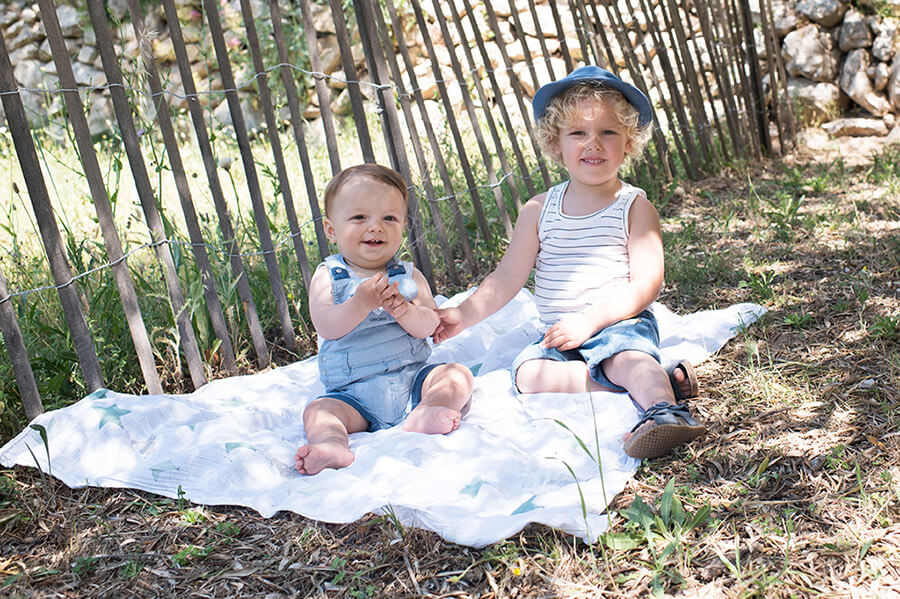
[444,363,474,395]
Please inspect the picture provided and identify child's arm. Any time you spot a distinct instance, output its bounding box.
[541,195,664,351]
[434,196,544,343]
[309,264,395,340]
[381,267,440,338]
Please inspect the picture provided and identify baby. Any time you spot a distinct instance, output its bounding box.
[295,164,473,475]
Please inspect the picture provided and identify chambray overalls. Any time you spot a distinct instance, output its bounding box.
[316,254,434,431]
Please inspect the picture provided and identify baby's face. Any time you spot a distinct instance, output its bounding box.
[323,176,406,274]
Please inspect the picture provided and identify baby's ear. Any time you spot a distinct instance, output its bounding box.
[323,217,336,242]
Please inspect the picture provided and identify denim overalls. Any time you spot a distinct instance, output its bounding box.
[316,254,433,431]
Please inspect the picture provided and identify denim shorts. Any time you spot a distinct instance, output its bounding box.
[318,362,440,432]
[511,309,660,392]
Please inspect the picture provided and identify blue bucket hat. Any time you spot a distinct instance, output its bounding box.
[532,65,653,127]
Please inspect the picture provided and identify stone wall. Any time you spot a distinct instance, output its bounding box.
[1,0,899,141]
[774,0,900,138]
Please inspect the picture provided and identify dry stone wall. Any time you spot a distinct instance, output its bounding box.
[1,0,899,141]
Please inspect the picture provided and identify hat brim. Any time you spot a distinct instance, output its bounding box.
[532,67,653,127]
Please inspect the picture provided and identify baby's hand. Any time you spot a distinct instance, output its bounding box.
[355,273,391,312]
[541,314,594,351]
[381,282,410,319]
[433,307,464,343]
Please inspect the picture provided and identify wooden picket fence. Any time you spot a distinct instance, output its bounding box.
[0,0,795,423]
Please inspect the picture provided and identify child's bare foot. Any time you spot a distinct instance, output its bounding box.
[402,405,461,434]
[294,441,354,475]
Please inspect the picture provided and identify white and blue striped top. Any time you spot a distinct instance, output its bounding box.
[533,180,643,326]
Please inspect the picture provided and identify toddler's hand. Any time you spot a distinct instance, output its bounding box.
[356,273,391,312]
[433,307,464,343]
[541,314,594,351]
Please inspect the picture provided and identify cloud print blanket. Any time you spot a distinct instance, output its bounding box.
[0,290,765,548]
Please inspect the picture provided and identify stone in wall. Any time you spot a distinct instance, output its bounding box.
[782,23,841,82]
[841,48,891,115]
[839,8,872,51]
[890,55,900,111]
[787,77,845,122]
[795,0,847,28]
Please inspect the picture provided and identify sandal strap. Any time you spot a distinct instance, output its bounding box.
[630,401,699,433]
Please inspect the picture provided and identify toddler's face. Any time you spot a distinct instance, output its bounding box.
[555,100,631,188]
[323,176,406,274]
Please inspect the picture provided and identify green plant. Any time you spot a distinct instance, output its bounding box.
[783,309,813,329]
[603,479,711,596]
[119,559,143,579]
[171,544,213,567]
[739,268,776,302]
[180,507,208,525]
[72,556,97,578]
[869,315,900,341]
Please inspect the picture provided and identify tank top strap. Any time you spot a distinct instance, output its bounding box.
[538,181,569,240]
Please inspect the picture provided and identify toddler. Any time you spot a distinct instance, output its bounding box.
[435,66,705,459]
[295,164,473,475]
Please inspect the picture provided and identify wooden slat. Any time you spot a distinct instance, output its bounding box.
[406,0,492,243]
[353,0,435,286]
[481,0,552,188]
[125,0,237,375]
[428,0,514,239]
[524,0,558,83]
[161,0,270,368]
[201,0,298,352]
[0,25,104,396]
[326,0,375,163]
[548,0,575,73]
[298,0,342,175]
[87,0,207,388]
[460,0,537,201]
[446,0,525,213]
[0,270,42,420]
[35,0,161,394]
[370,0,459,284]
[239,0,313,289]
[381,0,477,274]
[267,0,330,260]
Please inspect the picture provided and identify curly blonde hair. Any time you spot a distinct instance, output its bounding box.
[535,82,652,168]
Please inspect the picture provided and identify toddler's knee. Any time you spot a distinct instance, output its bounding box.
[514,361,540,393]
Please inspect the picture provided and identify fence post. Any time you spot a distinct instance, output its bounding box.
[0,270,42,421]
[381,0,478,275]
[201,0,299,353]
[0,25,104,397]
[125,0,238,375]
[268,0,330,260]
[161,0,271,369]
[239,0,314,289]
[86,0,207,388]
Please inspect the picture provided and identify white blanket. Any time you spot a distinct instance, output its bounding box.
[0,290,764,547]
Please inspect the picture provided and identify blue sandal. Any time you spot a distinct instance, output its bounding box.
[624,401,706,459]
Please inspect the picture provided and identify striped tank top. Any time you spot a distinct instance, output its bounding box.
[533,180,643,326]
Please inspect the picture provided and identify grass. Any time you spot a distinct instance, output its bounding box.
[1,140,899,595]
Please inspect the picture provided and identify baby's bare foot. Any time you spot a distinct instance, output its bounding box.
[402,405,461,434]
[294,441,354,475]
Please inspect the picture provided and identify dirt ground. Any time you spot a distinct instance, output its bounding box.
[2,132,899,597]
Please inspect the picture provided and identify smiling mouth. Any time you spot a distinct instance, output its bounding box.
[363,240,384,246]
[582,158,605,165]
